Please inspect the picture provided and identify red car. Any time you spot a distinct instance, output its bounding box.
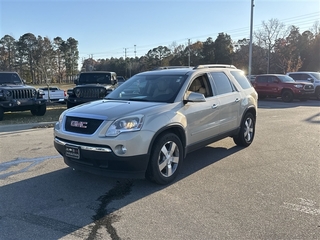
[253,74,314,102]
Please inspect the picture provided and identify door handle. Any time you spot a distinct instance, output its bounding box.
[235,98,240,102]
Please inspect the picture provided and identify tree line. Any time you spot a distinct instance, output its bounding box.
[0,18,319,84]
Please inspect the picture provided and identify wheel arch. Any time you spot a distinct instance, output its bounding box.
[147,124,186,157]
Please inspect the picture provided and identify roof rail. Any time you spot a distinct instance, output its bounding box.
[153,66,193,70]
[194,64,237,69]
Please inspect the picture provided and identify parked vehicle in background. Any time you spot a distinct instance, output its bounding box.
[39,86,66,104]
[247,75,256,84]
[117,76,126,86]
[54,64,258,185]
[65,71,118,108]
[253,74,315,102]
[0,72,46,121]
[286,72,320,100]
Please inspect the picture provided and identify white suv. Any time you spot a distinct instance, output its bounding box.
[286,72,320,100]
[54,65,258,184]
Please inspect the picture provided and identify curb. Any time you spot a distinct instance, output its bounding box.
[0,121,56,133]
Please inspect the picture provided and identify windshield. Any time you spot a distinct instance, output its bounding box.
[278,75,295,83]
[0,72,23,84]
[78,72,112,84]
[106,73,188,103]
[310,72,320,80]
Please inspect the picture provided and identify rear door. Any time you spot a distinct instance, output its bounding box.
[209,72,241,134]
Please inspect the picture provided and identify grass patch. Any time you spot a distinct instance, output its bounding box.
[0,104,66,125]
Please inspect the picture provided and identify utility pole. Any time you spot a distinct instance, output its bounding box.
[248,0,254,80]
[188,39,191,67]
[134,45,136,58]
[124,48,128,78]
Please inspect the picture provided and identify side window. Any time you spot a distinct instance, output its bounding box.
[269,76,278,83]
[210,72,234,95]
[188,75,213,97]
[256,76,267,83]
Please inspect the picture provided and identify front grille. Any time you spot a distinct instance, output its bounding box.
[11,89,35,99]
[75,87,106,98]
[303,85,314,91]
[65,116,103,134]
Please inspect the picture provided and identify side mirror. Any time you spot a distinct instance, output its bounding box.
[74,79,78,85]
[111,79,117,85]
[307,77,314,83]
[184,91,206,103]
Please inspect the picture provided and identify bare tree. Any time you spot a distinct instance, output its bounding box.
[255,18,287,73]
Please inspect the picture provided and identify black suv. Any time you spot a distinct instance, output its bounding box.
[66,71,118,108]
[0,72,46,121]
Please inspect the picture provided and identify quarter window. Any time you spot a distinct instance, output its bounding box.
[230,71,252,89]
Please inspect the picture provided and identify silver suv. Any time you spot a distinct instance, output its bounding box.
[286,72,320,100]
[54,65,258,184]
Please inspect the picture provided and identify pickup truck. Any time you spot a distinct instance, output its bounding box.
[253,74,315,102]
[39,86,66,104]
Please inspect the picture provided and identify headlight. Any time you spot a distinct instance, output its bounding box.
[57,110,67,129]
[67,89,74,95]
[75,88,81,97]
[106,115,144,137]
[294,84,303,88]
[32,89,37,96]
[99,88,107,97]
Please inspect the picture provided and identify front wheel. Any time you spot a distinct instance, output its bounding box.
[146,133,183,185]
[233,112,255,147]
[67,101,75,109]
[315,88,320,100]
[31,104,46,116]
[281,90,293,102]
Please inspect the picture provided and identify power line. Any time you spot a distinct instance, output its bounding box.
[80,11,319,59]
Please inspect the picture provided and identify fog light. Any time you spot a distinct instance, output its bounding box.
[115,145,127,154]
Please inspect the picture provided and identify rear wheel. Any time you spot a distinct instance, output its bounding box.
[0,107,4,121]
[281,90,293,102]
[146,133,183,185]
[233,112,255,147]
[31,104,46,116]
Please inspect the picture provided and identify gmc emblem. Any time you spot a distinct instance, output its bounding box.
[70,120,88,128]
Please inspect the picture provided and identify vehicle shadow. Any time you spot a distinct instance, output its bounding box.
[257,98,320,109]
[0,145,241,239]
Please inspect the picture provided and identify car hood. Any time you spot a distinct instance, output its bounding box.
[65,100,167,121]
[0,84,33,89]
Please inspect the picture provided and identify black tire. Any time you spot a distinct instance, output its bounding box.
[31,104,46,116]
[315,88,320,100]
[146,132,183,185]
[281,90,293,102]
[67,101,74,109]
[233,112,255,147]
[0,107,4,121]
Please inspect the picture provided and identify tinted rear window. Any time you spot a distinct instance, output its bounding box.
[79,73,112,84]
[230,71,252,89]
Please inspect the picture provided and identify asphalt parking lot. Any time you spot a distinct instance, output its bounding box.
[0,99,319,240]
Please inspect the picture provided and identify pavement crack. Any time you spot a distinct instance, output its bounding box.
[87,179,134,240]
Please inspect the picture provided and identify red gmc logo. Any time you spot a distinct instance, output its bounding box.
[70,120,88,128]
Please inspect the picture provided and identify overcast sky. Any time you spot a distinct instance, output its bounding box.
[1,0,319,62]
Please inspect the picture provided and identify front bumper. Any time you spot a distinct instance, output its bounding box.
[0,98,46,111]
[54,137,149,179]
